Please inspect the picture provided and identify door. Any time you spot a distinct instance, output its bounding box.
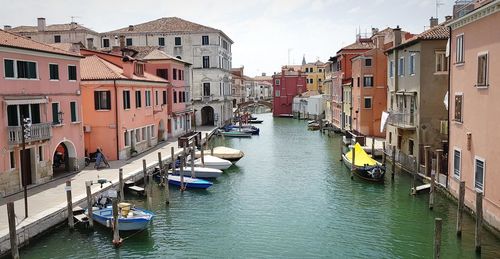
[20,149,32,186]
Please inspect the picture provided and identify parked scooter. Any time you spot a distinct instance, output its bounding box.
[85,149,110,168]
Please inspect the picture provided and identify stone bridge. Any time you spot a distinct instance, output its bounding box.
[234,100,273,113]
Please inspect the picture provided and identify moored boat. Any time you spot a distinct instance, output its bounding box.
[167,175,213,189]
[248,119,263,124]
[170,166,223,178]
[342,143,385,182]
[195,146,245,163]
[91,203,155,231]
[220,131,252,138]
[193,155,232,170]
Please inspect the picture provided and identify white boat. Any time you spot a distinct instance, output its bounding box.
[169,166,223,178]
[167,175,213,189]
[193,155,232,170]
[195,146,244,163]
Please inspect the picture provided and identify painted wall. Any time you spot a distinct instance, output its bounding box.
[272,69,307,116]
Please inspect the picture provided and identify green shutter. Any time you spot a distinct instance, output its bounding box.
[94,91,99,110]
[52,103,59,124]
[31,104,41,124]
[70,102,77,122]
[28,61,37,79]
[4,59,14,78]
[7,105,18,126]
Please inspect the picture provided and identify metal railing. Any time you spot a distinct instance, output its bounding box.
[388,110,417,129]
[8,122,52,145]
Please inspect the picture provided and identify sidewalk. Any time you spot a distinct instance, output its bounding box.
[0,127,216,255]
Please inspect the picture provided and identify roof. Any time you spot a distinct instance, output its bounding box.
[338,40,374,52]
[104,17,234,43]
[0,29,82,57]
[142,49,191,65]
[80,55,167,83]
[388,25,449,51]
[10,22,98,34]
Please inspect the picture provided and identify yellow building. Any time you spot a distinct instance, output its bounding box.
[343,84,352,131]
[301,59,326,92]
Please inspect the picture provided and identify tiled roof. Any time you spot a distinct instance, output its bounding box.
[0,29,81,57]
[389,25,449,51]
[81,55,167,83]
[10,23,98,34]
[340,40,374,51]
[138,48,191,64]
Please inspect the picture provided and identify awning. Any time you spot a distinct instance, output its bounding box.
[4,96,48,105]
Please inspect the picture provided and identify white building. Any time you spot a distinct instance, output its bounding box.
[293,93,324,119]
[102,17,234,127]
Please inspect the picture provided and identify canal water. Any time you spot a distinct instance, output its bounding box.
[19,113,500,258]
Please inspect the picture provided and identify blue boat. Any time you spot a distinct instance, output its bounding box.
[168,175,213,189]
[91,203,155,231]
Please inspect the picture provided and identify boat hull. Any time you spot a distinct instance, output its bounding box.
[167,175,213,189]
[91,207,154,231]
[342,154,385,182]
[194,155,232,170]
[220,131,252,138]
[170,167,223,178]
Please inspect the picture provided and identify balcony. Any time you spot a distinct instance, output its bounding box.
[7,122,52,145]
[387,111,417,130]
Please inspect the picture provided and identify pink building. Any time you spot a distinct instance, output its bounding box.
[80,49,169,161]
[142,49,192,138]
[272,67,307,117]
[0,29,83,195]
[448,0,500,232]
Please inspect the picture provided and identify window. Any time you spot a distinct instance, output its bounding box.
[389,132,392,144]
[174,118,178,130]
[365,58,372,67]
[275,79,281,85]
[203,83,211,96]
[203,56,210,68]
[474,157,485,191]
[70,101,78,122]
[178,69,182,80]
[181,70,184,80]
[454,149,461,179]
[156,69,168,80]
[54,35,61,43]
[409,54,416,75]
[68,65,77,81]
[52,103,60,124]
[38,146,43,162]
[123,90,131,109]
[162,90,167,105]
[136,129,141,142]
[435,51,448,72]
[126,38,133,46]
[202,35,209,45]
[49,64,59,80]
[222,40,228,50]
[142,127,146,140]
[389,60,394,78]
[134,63,144,76]
[103,38,110,48]
[398,57,404,76]
[155,90,159,106]
[364,97,372,109]
[173,69,177,80]
[175,37,181,46]
[275,90,280,97]
[124,131,130,147]
[409,139,414,156]
[363,76,373,87]
[456,35,464,63]
[9,151,15,169]
[454,94,463,122]
[145,90,151,107]
[135,91,142,108]
[477,53,488,87]
[173,90,177,103]
[94,91,111,110]
[4,59,14,78]
[17,60,37,79]
[310,68,314,73]
[158,37,165,46]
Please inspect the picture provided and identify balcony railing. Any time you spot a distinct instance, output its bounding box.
[387,110,417,130]
[7,122,52,145]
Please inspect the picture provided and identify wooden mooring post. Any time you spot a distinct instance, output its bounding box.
[456,181,465,237]
[7,202,19,259]
[142,159,148,195]
[85,181,94,229]
[339,139,343,162]
[429,172,435,210]
[475,191,483,253]
[65,180,74,230]
[112,198,122,247]
[158,152,164,186]
[119,168,124,201]
[434,218,442,259]
[350,146,355,180]
[371,138,375,158]
[435,149,443,183]
[191,142,196,178]
[424,146,431,176]
[179,156,185,191]
[148,171,153,205]
[391,145,396,179]
[382,142,386,166]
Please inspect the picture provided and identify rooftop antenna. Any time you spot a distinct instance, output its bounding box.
[435,0,444,18]
[70,16,81,23]
[288,48,292,65]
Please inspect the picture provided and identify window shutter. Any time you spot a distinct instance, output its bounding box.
[70,102,77,122]
[106,91,111,109]
[94,91,99,110]
[52,103,59,124]
[455,95,462,121]
[28,62,37,79]
[4,60,14,77]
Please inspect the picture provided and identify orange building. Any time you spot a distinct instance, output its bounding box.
[80,49,169,161]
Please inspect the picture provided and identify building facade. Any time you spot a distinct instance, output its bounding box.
[302,60,326,92]
[102,17,233,127]
[447,0,500,232]
[0,29,84,196]
[272,67,307,117]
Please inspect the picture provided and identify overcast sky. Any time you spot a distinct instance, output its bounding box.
[0,0,454,77]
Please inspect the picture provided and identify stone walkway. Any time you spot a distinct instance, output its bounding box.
[0,127,216,255]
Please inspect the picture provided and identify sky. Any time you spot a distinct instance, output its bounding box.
[0,0,454,77]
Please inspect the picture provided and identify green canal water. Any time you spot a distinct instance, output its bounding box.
[19,113,500,258]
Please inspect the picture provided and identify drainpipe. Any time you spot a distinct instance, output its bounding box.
[114,80,120,160]
[446,25,452,188]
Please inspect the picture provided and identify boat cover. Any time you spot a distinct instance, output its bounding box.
[345,143,378,167]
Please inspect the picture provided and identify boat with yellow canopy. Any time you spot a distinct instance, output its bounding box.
[342,143,385,182]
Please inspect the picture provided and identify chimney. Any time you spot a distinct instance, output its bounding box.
[128,25,134,31]
[122,57,134,78]
[430,17,439,28]
[3,25,11,30]
[393,26,402,47]
[70,21,77,30]
[262,72,266,76]
[371,27,379,36]
[37,17,46,31]
[445,15,453,21]
[119,35,125,49]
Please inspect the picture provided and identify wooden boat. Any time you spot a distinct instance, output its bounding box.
[169,166,223,178]
[167,175,213,189]
[342,143,385,182]
[195,146,245,163]
[308,123,320,130]
[91,203,155,231]
[220,131,252,138]
[193,155,232,170]
[248,119,263,124]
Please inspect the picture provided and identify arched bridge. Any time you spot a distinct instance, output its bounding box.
[235,100,273,113]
